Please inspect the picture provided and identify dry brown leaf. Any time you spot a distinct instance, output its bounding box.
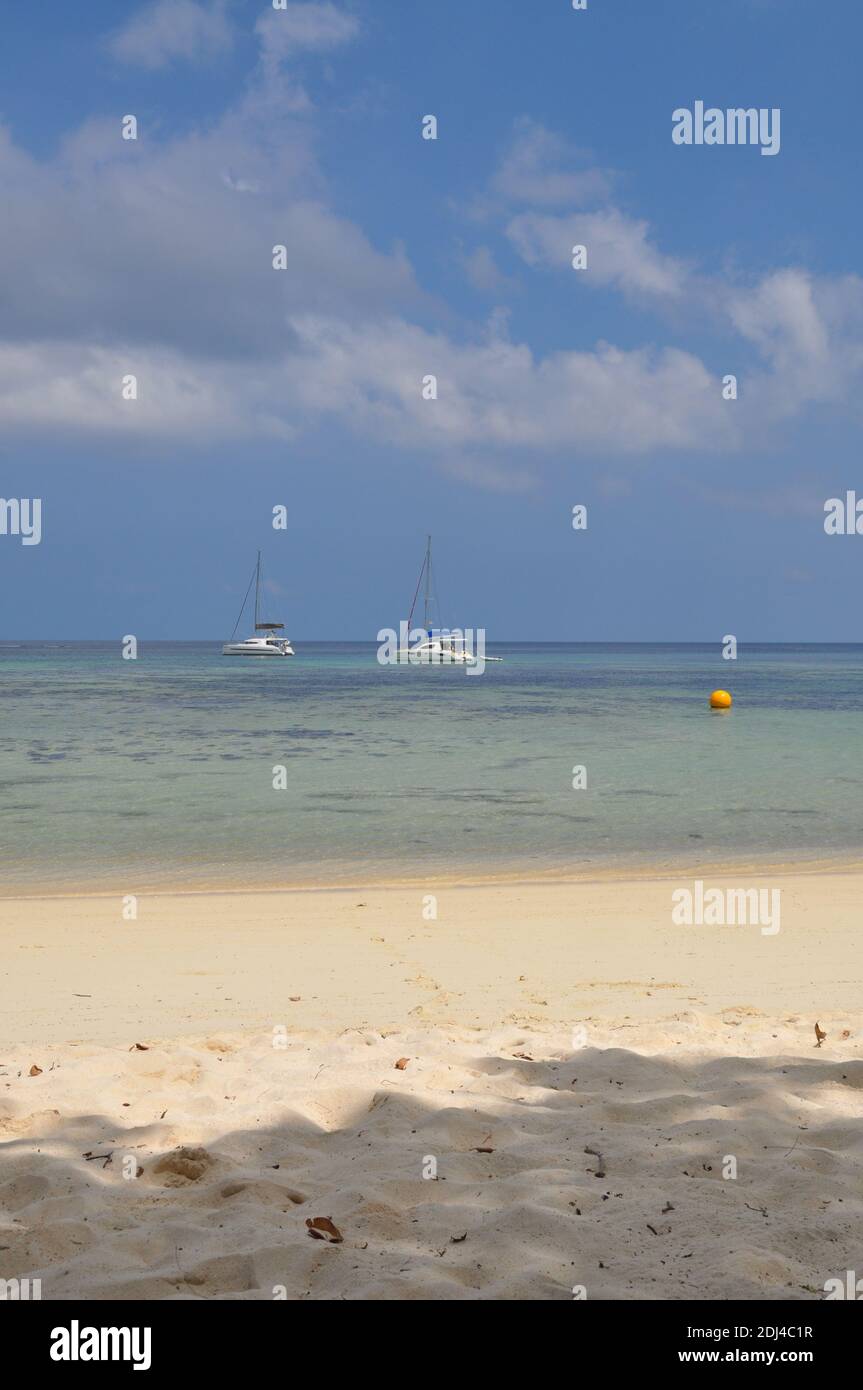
[394,1057,410,1070]
[129,1043,149,1051]
[815,1021,827,1047]
[513,1052,533,1061]
[305,1216,342,1243]
[28,1065,42,1077]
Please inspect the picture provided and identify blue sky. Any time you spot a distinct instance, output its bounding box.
[1,0,862,640]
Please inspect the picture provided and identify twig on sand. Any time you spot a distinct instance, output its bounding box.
[585,1145,606,1178]
[82,1151,113,1168]
[745,1202,769,1219]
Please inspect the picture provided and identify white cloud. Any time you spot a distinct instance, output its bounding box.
[0,114,419,361]
[507,208,688,299]
[1,25,861,489]
[0,341,280,440]
[284,315,735,454]
[491,118,612,207]
[4,270,861,473]
[244,3,363,120]
[726,268,863,420]
[0,315,737,460]
[482,124,688,303]
[730,269,829,365]
[107,0,233,70]
[255,2,360,73]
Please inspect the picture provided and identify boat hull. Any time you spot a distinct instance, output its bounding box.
[393,641,501,666]
[222,642,294,657]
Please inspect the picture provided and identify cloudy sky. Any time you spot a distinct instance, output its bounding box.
[1,0,861,639]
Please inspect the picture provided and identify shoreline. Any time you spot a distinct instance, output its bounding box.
[3,846,863,903]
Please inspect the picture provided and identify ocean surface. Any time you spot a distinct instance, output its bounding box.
[1,642,862,893]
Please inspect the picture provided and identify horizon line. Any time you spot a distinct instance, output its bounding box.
[2,638,863,648]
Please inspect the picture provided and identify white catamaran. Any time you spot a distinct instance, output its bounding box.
[222,551,295,657]
[397,535,500,665]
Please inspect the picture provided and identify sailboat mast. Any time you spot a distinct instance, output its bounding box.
[255,550,261,628]
[423,535,432,634]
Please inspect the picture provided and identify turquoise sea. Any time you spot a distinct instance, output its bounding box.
[1,642,861,893]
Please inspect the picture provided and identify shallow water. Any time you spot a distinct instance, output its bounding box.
[1,642,861,891]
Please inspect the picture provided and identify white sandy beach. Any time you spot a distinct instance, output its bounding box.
[1,868,861,1300]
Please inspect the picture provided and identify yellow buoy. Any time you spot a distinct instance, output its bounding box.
[710,689,732,710]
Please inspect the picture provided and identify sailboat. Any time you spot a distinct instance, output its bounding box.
[222,551,295,657]
[397,535,500,665]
